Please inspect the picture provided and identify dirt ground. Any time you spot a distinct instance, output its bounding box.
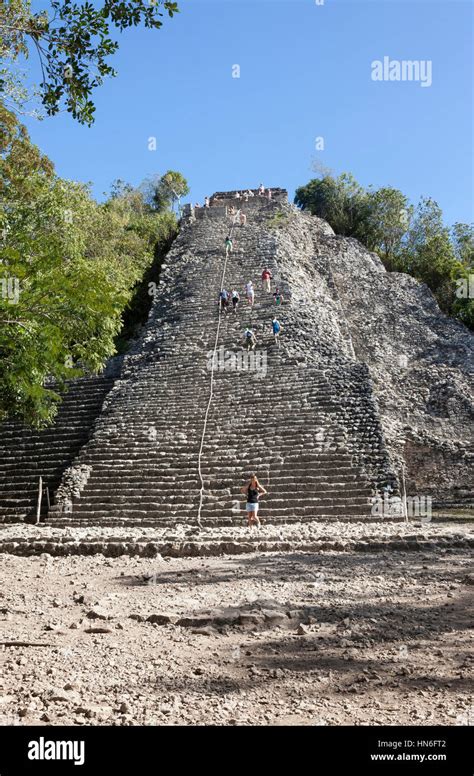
[1,541,473,727]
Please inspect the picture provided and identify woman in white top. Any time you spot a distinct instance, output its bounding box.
[245,281,254,306]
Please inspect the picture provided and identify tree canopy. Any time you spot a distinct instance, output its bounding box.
[0,106,180,427]
[295,173,371,245]
[140,171,190,214]
[0,0,179,123]
[295,174,473,329]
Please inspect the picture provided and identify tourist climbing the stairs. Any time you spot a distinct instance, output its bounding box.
[244,328,257,351]
[258,183,265,196]
[241,474,268,528]
[272,317,282,346]
[245,280,255,306]
[240,211,247,227]
[261,268,272,293]
[225,235,233,257]
[219,288,229,314]
[273,287,283,306]
[231,289,240,313]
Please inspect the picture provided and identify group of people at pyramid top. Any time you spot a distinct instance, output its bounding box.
[196,185,272,211]
[234,184,272,201]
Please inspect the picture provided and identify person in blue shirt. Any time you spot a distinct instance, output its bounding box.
[219,289,229,313]
[272,317,282,346]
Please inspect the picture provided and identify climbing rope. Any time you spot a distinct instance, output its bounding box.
[196,209,240,527]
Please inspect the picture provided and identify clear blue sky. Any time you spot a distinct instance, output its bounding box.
[24,0,473,225]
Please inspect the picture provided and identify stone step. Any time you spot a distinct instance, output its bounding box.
[67,492,370,510]
[107,383,334,395]
[70,450,355,464]
[49,504,372,521]
[40,514,386,532]
[0,373,117,520]
[66,433,350,446]
[54,467,366,489]
[0,437,93,455]
[97,402,340,417]
[72,471,364,484]
[69,484,369,498]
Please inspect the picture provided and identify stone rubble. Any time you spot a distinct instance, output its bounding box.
[0,544,472,726]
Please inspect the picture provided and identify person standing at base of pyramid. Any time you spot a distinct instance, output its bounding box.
[241,474,267,528]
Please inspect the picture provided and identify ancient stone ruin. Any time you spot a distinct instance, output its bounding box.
[0,189,472,526]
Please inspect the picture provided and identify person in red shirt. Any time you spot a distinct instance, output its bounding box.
[261,268,272,293]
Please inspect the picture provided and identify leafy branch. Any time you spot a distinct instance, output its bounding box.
[0,0,179,124]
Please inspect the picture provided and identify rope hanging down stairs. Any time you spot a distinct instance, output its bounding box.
[196,210,240,527]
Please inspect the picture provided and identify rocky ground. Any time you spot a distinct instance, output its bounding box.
[0,520,473,727]
[0,516,473,557]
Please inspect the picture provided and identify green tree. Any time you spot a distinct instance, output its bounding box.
[0,0,179,124]
[401,198,456,289]
[451,265,474,328]
[0,107,178,426]
[296,170,473,329]
[450,223,474,328]
[451,223,474,268]
[393,197,461,315]
[294,173,371,243]
[140,170,190,214]
[365,186,412,270]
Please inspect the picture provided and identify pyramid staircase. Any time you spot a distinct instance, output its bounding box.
[0,374,117,523]
[0,191,398,526]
